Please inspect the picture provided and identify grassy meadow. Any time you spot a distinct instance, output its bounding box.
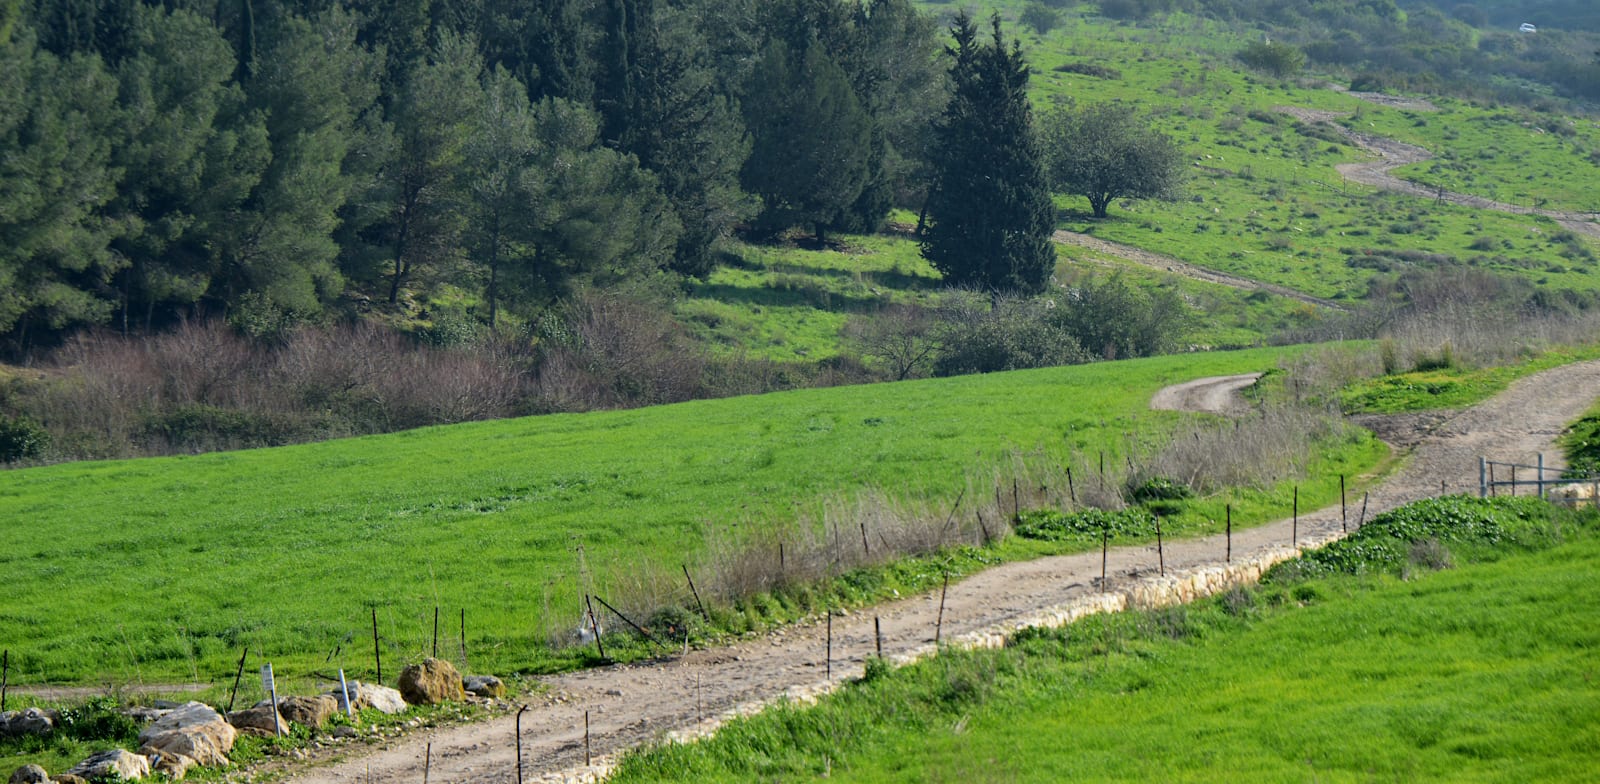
[0,346,1386,690]
[611,496,1600,783]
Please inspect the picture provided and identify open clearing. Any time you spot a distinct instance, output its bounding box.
[282,358,1600,784]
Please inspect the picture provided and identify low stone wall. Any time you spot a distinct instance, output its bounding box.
[534,535,1335,784]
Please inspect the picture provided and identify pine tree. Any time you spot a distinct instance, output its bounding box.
[920,12,1055,295]
[741,36,873,243]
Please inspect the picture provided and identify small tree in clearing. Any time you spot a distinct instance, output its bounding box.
[1041,102,1186,219]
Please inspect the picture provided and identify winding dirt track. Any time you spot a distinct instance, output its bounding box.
[1053,95,1600,301]
[283,359,1600,784]
[1148,372,1263,415]
[1050,230,1345,310]
[1277,104,1600,242]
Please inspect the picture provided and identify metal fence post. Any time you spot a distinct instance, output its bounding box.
[1479,456,1487,498]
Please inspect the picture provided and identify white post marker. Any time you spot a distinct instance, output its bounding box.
[338,668,355,721]
[260,663,282,736]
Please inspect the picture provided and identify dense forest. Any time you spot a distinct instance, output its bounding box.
[0,0,948,352]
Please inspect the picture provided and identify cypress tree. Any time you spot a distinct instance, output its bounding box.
[920,12,1055,295]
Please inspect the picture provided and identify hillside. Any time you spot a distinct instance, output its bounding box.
[0,346,1369,689]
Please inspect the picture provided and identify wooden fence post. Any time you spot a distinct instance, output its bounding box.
[372,607,382,684]
[935,573,949,644]
[1225,505,1232,563]
[1340,475,1348,533]
[1155,517,1164,577]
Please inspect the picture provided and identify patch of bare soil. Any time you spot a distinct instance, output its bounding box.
[281,359,1600,784]
[1148,373,1262,415]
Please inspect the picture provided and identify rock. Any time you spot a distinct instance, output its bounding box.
[227,705,288,738]
[9,764,49,784]
[462,675,505,700]
[273,695,337,729]
[5,708,57,737]
[65,750,148,781]
[399,659,464,706]
[142,751,193,781]
[326,681,407,715]
[137,702,234,768]
[49,776,87,784]
[332,726,359,739]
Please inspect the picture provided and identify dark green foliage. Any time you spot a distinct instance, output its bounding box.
[931,294,1087,376]
[1015,506,1158,541]
[0,413,48,462]
[1049,275,1190,359]
[1020,2,1062,34]
[1235,39,1306,78]
[921,12,1056,295]
[595,0,752,278]
[1267,495,1562,581]
[741,38,874,242]
[1041,102,1187,219]
[1128,476,1193,503]
[0,26,122,344]
[1559,408,1600,477]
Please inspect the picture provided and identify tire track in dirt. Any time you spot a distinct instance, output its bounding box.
[1051,229,1344,310]
[283,358,1600,784]
[1277,103,1600,242]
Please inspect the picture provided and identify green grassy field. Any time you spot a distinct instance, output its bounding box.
[681,3,1600,367]
[610,496,1600,783]
[0,346,1382,690]
[1004,4,1600,302]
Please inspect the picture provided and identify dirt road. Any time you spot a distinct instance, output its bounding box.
[1277,104,1600,241]
[285,358,1600,784]
[1050,230,1344,310]
[1148,372,1263,415]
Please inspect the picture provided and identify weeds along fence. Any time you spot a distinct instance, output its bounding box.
[2,401,1359,702]
[1480,455,1600,507]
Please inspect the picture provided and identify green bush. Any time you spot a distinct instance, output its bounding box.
[0,415,50,462]
[1015,507,1157,542]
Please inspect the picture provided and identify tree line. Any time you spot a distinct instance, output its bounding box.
[0,0,955,352]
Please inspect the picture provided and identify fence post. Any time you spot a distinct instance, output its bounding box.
[1340,475,1347,533]
[1292,486,1298,547]
[1538,453,1546,499]
[1225,505,1232,563]
[1479,457,1487,498]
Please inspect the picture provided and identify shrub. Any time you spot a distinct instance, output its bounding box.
[1015,507,1157,542]
[0,415,49,462]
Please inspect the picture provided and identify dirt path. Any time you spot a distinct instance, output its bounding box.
[1276,104,1600,241]
[1148,372,1262,415]
[284,359,1600,784]
[1051,230,1344,310]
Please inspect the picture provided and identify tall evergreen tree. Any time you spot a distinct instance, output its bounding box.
[0,25,122,346]
[216,7,384,322]
[378,30,481,305]
[741,36,873,243]
[595,0,751,278]
[107,4,270,330]
[919,12,1055,295]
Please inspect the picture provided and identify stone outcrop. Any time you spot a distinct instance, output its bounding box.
[463,675,505,699]
[327,681,407,715]
[143,751,194,781]
[65,750,148,781]
[274,695,337,729]
[136,702,235,768]
[1,708,57,738]
[398,658,463,705]
[227,705,288,738]
[8,764,48,784]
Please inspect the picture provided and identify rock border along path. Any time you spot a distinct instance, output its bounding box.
[287,358,1600,784]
